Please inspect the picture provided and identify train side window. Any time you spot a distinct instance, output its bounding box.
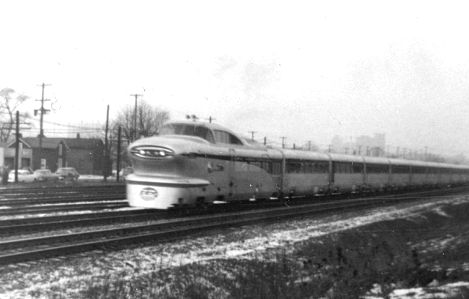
[413,167,425,174]
[384,165,390,173]
[311,162,318,173]
[346,163,352,173]
[261,161,272,173]
[392,165,409,173]
[336,162,352,173]
[335,162,341,173]
[287,161,301,173]
[311,161,328,173]
[352,162,363,173]
[321,162,329,173]
[304,162,313,173]
[272,162,282,175]
[367,164,388,173]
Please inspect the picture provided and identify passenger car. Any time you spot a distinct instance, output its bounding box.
[33,169,59,182]
[8,169,35,183]
[56,167,80,181]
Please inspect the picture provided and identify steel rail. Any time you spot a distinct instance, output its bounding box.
[0,184,125,195]
[0,209,153,226]
[0,190,125,199]
[0,194,126,206]
[0,202,129,217]
[0,209,163,235]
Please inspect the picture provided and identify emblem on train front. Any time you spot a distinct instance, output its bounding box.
[140,187,158,200]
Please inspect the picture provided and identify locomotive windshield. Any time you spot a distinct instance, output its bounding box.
[159,123,215,143]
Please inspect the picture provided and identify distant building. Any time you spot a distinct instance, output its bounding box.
[4,136,106,174]
[4,139,31,169]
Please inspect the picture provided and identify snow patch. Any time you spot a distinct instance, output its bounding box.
[389,281,469,299]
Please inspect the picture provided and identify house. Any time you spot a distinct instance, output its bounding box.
[5,136,106,174]
[4,138,32,169]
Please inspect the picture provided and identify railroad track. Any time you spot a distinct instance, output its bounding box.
[1,186,467,266]
[0,209,163,235]
[0,184,127,216]
[0,194,126,206]
[0,201,130,217]
[0,184,125,197]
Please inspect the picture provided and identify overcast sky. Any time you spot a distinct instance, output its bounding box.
[1,1,469,155]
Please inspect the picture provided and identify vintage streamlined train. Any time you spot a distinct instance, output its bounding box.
[126,120,469,209]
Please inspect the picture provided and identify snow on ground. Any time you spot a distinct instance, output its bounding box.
[389,281,469,298]
[2,195,469,298]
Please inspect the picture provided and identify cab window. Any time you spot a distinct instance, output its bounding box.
[159,124,215,143]
[214,130,243,145]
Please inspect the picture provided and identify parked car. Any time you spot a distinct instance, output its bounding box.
[8,169,35,183]
[56,167,80,181]
[33,169,59,182]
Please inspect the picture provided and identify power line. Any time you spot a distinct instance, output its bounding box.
[31,119,103,130]
[280,136,286,149]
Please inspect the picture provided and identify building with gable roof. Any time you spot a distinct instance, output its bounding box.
[4,138,32,170]
[4,135,106,174]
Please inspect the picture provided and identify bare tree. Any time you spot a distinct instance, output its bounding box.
[0,88,29,142]
[111,99,170,143]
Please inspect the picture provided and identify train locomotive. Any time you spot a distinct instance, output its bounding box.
[126,120,469,209]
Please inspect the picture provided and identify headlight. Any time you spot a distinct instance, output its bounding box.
[130,146,175,159]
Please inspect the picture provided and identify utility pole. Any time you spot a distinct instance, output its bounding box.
[248,131,256,141]
[104,105,110,182]
[116,126,122,182]
[35,83,51,149]
[264,137,267,146]
[14,111,19,183]
[10,111,32,182]
[130,94,142,141]
[280,137,286,149]
[206,116,216,123]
